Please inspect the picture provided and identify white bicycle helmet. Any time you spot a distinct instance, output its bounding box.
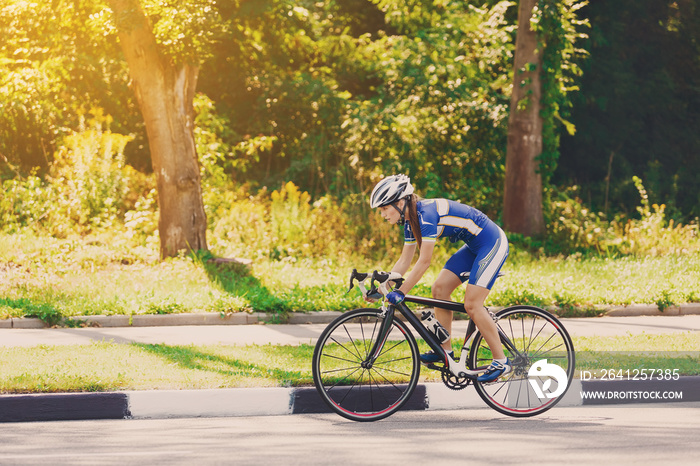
[369,174,414,208]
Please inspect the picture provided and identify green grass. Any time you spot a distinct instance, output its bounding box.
[573,333,700,379]
[0,333,697,394]
[0,343,315,393]
[2,232,700,325]
[490,253,700,311]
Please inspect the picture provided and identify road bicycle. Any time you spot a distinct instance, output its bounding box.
[312,270,575,422]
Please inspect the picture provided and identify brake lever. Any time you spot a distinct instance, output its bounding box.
[371,270,404,296]
[347,269,357,293]
[347,269,376,299]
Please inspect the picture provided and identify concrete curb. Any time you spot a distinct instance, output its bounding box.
[1,311,348,329]
[605,303,700,317]
[2,378,697,423]
[3,304,700,328]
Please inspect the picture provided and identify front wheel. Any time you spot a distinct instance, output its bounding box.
[312,308,421,422]
[469,305,576,417]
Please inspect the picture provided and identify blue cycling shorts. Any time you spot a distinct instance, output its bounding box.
[443,222,509,290]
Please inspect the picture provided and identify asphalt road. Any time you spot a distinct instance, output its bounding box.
[1,315,698,347]
[0,404,698,465]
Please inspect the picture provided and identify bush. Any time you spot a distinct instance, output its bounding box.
[207,181,399,262]
[0,175,56,232]
[49,111,135,230]
[539,178,699,256]
[0,109,156,240]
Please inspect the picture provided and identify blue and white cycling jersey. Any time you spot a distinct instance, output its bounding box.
[404,199,490,247]
[404,199,508,289]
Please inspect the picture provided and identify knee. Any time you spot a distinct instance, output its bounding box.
[432,282,452,299]
[463,299,481,317]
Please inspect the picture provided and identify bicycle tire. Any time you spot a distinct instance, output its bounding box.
[312,308,421,422]
[469,305,576,417]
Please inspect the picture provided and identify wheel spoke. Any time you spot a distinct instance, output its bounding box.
[325,366,364,392]
[339,326,364,360]
[370,362,413,378]
[321,352,362,366]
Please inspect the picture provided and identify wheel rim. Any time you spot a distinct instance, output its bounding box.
[313,310,420,421]
[471,307,575,416]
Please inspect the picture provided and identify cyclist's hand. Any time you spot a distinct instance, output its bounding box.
[364,290,382,303]
[386,290,405,304]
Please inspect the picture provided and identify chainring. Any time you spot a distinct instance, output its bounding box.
[440,367,472,391]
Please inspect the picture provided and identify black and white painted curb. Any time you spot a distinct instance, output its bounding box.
[1,377,698,423]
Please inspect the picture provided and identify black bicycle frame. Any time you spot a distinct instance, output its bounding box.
[364,294,520,368]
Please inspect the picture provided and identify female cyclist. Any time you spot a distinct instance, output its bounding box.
[370,174,510,383]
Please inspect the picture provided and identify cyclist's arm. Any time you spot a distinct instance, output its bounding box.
[396,240,435,295]
[391,242,417,276]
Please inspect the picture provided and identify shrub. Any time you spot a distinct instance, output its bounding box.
[49,110,135,231]
[0,109,155,240]
[539,178,699,256]
[0,175,56,232]
[206,181,404,263]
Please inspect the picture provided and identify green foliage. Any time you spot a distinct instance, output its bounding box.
[139,0,226,63]
[0,175,56,232]
[3,0,700,226]
[50,111,134,229]
[196,0,517,214]
[0,109,154,238]
[341,0,516,215]
[0,0,136,173]
[207,181,398,262]
[123,188,159,244]
[1,0,699,308]
[0,297,64,327]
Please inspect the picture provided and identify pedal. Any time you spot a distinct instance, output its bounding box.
[462,368,487,377]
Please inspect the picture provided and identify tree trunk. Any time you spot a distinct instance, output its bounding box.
[503,0,544,237]
[109,0,208,258]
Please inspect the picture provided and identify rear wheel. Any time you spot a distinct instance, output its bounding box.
[469,306,575,417]
[312,308,421,422]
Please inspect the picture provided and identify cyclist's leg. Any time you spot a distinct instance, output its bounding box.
[464,223,509,360]
[431,268,463,351]
[464,284,504,359]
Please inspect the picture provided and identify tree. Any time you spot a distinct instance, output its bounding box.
[503,0,545,236]
[108,0,208,258]
[504,0,587,236]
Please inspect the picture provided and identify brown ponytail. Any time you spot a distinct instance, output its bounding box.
[406,195,423,250]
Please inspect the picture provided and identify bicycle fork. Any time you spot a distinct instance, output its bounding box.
[362,305,397,369]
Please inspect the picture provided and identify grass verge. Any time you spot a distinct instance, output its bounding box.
[0,333,697,394]
[2,231,700,326]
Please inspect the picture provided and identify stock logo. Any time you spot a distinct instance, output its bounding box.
[528,359,569,399]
